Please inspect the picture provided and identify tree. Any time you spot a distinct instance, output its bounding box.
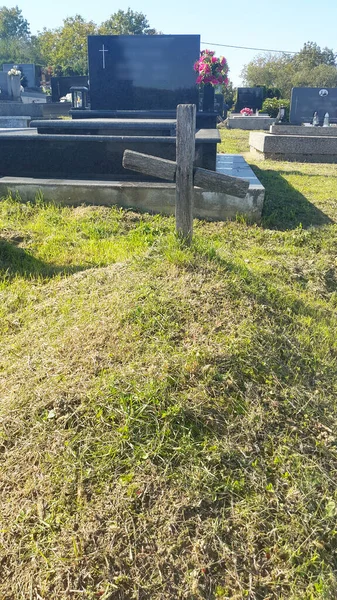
[292,42,336,69]
[223,79,235,108]
[0,6,33,66]
[36,15,97,75]
[0,5,30,39]
[99,8,158,35]
[241,53,294,97]
[241,42,337,98]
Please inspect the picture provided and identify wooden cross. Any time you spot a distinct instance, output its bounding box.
[122,104,249,244]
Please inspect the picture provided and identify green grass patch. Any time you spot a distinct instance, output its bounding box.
[1,135,337,599]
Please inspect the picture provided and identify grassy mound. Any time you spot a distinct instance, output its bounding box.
[1,132,337,599]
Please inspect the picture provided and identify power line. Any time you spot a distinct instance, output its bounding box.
[201,41,297,54]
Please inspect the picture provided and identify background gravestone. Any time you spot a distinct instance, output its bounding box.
[0,72,9,97]
[2,63,39,88]
[235,87,264,112]
[290,87,337,125]
[51,76,88,102]
[87,34,200,111]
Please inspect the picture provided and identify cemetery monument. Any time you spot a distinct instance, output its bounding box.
[0,34,265,222]
[249,87,337,162]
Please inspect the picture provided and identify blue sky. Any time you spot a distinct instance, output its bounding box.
[9,0,337,85]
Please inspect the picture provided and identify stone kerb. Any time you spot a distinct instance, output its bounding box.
[249,131,337,162]
[0,155,265,224]
[228,115,275,130]
[270,124,337,136]
[0,116,31,128]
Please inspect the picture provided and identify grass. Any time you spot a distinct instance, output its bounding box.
[0,130,337,599]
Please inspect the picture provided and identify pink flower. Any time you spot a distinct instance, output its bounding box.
[194,50,229,87]
[240,107,253,115]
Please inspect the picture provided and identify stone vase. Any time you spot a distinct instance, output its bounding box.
[8,75,21,100]
[202,83,215,112]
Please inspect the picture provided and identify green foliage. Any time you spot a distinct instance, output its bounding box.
[1,153,337,597]
[36,15,97,76]
[262,97,290,119]
[99,7,158,35]
[0,7,158,75]
[223,79,235,108]
[242,41,337,98]
[265,86,281,98]
[0,5,30,39]
[293,41,336,68]
[34,9,158,75]
[0,6,33,65]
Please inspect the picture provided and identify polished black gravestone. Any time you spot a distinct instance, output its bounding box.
[51,76,88,102]
[88,34,200,111]
[290,88,337,125]
[235,87,264,112]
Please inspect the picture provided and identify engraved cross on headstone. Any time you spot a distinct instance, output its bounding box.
[99,44,108,69]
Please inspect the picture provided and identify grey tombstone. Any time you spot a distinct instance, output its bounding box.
[290,87,337,125]
[2,64,38,89]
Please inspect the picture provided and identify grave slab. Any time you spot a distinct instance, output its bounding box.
[270,124,337,136]
[0,155,265,223]
[0,126,220,178]
[31,118,177,137]
[228,115,274,130]
[249,131,337,162]
[0,116,31,127]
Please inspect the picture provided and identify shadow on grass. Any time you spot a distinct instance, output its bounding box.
[251,165,333,230]
[0,238,84,280]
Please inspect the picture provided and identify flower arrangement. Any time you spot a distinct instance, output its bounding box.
[8,66,21,76]
[240,107,253,116]
[194,50,229,86]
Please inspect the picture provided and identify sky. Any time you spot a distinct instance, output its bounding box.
[8,0,337,85]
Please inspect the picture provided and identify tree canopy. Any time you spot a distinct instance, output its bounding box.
[242,42,337,98]
[0,7,159,76]
[99,8,158,35]
[36,15,97,76]
[0,5,30,39]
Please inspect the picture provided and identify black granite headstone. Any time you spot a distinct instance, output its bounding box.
[87,34,200,111]
[290,87,337,125]
[51,76,88,102]
[236,87,264,112]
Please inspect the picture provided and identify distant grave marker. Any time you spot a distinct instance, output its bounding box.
[236,87,264,112]
[290,87,337,125]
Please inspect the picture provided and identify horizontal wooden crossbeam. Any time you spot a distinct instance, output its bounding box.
[123,149,176,181]
[122,149,249,199]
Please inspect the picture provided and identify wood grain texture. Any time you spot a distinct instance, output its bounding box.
[175,104,196,244]
[194,167,249,198]
[122,149,176,181]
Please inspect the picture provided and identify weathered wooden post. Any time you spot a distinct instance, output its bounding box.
[175,104,196,244]
[122,105,250,240]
